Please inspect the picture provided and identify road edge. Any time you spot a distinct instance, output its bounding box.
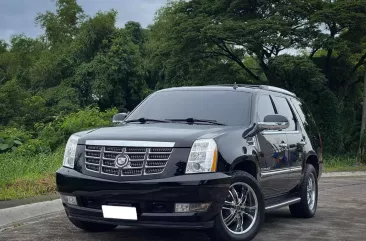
[0,199,63,231]
[322,171,366,178]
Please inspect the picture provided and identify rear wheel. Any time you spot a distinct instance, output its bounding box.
[207,171,265,241]
[68,218,117,232]
[289,164,318,218]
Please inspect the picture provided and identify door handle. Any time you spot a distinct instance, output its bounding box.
[298,141,307,146]
[279,143,288,148]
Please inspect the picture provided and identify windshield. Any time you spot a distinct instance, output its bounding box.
[126,90,252,126]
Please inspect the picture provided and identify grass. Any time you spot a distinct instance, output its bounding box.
[323,154,366,172]
[0,148,63,200]
[0,149,366,200]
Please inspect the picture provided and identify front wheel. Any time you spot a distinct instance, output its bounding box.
[207,171,265,241]
[289,164,318,218]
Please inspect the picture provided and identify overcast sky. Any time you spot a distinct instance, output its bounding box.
[0,0,167,42]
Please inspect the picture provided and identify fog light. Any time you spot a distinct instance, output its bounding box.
[60,195,78,205]
[175,203,211,213]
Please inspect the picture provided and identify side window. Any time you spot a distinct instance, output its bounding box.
[272,96,296,131]
[257,95,275,122]
[290,98,318,136]
[290,98,306,124]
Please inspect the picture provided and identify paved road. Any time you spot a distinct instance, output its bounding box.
[1,177,366,241]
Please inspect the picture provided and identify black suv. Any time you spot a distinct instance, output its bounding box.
[57,85,323,241]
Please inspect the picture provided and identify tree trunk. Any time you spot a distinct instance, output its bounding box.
[357,65,366,163]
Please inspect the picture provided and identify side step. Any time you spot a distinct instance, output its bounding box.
[265,197,301,211]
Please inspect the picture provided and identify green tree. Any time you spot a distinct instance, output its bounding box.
[149,0,323,82]
[36,0,85,45]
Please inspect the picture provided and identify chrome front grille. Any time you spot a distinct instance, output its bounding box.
[84,145,173,176]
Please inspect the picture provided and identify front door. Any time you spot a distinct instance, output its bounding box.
[256,94,291,198]
[271,95,304,190]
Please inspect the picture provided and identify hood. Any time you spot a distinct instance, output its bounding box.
[78,123,237,147]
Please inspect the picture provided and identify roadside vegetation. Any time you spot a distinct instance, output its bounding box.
[324,155,366,173]
[1,0,366,200]
[0,107,116,200]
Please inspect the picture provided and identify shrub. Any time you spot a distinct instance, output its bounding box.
[37,106,117,150]
[0,106,118,155]
[0,128,31,153]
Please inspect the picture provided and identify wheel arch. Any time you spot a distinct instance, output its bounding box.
[230,155,260,180]
[305,154,320,178]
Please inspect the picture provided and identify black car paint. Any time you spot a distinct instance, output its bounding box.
[57,168,230,229]
[56,86,322,229]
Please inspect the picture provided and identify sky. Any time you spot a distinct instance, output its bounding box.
[0,0,167,42]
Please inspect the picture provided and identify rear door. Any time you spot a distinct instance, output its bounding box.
[290,98,323,177]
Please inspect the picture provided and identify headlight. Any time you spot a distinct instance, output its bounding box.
[63,135,80,169]
[185,139,218,174]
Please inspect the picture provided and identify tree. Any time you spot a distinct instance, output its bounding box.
[358,65,366,162]
[149,0,324,82]
[36,0,85,45]
[309,0,366,97]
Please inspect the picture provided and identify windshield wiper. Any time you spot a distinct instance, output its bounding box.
[166,118,226,126]
[125,118,171,124]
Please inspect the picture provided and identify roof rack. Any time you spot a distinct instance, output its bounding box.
[208,84,296,97]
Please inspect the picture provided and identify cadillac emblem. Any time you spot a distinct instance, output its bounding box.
[115,154,129,168]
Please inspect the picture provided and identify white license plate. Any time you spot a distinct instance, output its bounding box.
[102,205,137,220]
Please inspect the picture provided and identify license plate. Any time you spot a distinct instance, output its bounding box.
[102,205,137,220]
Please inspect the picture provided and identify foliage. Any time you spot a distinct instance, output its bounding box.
[17,106,117,155]
[37,106,117,150]
[1,0,366,157]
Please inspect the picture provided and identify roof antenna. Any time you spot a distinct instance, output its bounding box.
[233,82,238,90]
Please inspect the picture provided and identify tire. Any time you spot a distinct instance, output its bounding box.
[289,164,318,218]
[68,218,118,232]
[207,171,265,241]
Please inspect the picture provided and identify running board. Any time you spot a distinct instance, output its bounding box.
[265,198,301,211]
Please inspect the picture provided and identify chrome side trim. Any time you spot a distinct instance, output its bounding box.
[262,167,302,177]
[262,131,287,135]
[258,121,289,131]
[85,140,175,147]
[284,131,301,134]
[262,168,291,177]
[291,166,303,173]
[265,198,301,211]
[262,130,300,135]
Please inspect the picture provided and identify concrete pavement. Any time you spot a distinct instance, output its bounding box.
[0,176,366,240]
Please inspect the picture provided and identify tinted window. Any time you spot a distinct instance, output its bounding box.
[272,96,296,131]
[291,99,317,135]
[290,98,308,125]
[257,95,275,121]
[126,90,252,126]
[290,98,319,143]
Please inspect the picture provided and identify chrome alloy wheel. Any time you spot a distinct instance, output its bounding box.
[221,182,258,234]
[307,174,316,210]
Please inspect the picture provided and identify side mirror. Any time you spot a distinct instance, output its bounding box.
[113,113,129,124]
[258,114,289,131]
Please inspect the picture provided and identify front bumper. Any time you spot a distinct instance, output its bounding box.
[56,168,231,229]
